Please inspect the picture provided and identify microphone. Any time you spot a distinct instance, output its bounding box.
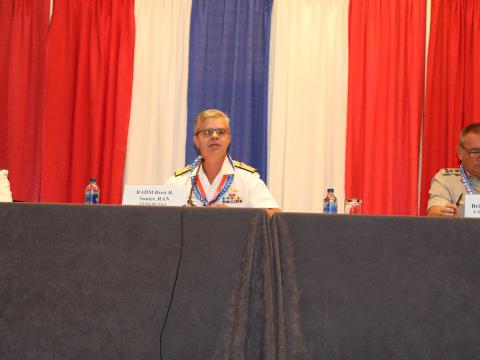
[187,157,204,206]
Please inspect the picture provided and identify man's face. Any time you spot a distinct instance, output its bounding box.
[193,116,231,159]
[458,132,480,177]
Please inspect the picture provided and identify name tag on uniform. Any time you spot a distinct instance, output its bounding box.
[464,194,480,218]
[122,185,187,206]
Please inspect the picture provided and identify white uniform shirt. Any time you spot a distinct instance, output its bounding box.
[166,157,278,208]
[0,169,13,202]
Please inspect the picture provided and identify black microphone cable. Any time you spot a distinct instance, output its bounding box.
[159,206,186,360]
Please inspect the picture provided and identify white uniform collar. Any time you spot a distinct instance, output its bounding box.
[198,155,235,181]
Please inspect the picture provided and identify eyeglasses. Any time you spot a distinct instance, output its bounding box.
[195,128,229,138]
[462,146,480,160]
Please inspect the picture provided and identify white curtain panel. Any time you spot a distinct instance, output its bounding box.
[49,0,54,22]
[417,0,431,214]
[268,0,349,212]
[124,0,192,186]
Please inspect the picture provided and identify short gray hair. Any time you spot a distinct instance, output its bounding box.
[194,109,230,134]
[459,123,480,147]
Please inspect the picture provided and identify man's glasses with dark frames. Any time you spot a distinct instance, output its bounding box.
[195,128,229,138]
[461,145,480,160]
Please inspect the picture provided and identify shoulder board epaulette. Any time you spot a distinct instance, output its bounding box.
[175,165,192,177]
[441,168,461,176]
[234,161,257,173]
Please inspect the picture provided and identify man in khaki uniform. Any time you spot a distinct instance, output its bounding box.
[427,123,480,217]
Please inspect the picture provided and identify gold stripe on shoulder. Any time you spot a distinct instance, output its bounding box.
[234,161,257,173]
[175,165,191,177]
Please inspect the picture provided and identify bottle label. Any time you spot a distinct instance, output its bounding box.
[323,201,337,214]
[85,192,99,204]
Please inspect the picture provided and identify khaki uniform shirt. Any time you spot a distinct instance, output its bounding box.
[427,167,480,216]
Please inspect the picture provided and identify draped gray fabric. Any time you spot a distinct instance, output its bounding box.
[275,213,480,359]
[2,204,480,359]
[0,204,302,359]
[0,203,182,359]
[161,208,280,359]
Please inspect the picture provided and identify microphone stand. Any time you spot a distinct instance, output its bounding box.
[187,157,204,206]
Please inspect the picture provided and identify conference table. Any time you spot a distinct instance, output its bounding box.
[1,203,480,359]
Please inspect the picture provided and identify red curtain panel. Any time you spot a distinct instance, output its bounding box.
[41,0,135,204]
[346,0,426,215]
[0,0,49,201]
[420,0,480,215]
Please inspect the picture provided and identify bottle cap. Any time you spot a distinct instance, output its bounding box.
[89,178,96,182]
[327,188,334,192]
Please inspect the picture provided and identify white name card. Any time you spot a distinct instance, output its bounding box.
[464,194,480,218]
[122,185,187,206]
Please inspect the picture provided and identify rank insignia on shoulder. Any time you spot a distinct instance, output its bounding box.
[442,168,460,176]
[234,161,257,173]
[175,165,192,177]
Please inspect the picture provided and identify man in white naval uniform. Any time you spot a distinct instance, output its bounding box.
[0,169,13,202]
[166,109,279,215]
[427,123,480,217]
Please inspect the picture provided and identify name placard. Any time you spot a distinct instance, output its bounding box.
[464,194,480,218]
[122,185,187,206]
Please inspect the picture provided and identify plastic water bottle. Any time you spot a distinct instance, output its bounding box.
[85,178,100,204]
[323,188,337,213]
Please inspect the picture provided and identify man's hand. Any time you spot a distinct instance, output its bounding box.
[265,208,281,218]
[427,204,458,217]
